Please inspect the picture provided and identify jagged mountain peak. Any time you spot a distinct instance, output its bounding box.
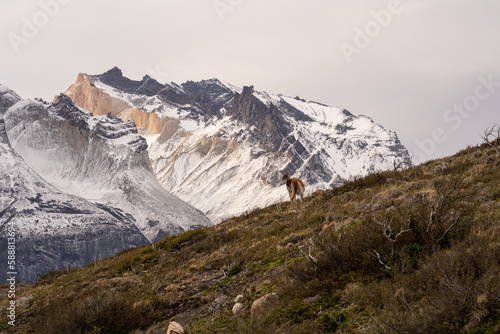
[181,78,241,111]
[50,93,93,129]
[186,78,242,93]
[95,67,167,97]
[105,66,123,76]
[0,84,22,115]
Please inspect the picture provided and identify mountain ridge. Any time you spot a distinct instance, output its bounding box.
[65,67,410,222]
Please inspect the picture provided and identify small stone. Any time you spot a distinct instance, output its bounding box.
[232,302,244,315]
[210,296,230,313]
[17,294,34,308]
[250,293,278,318]
[167,321,184,334]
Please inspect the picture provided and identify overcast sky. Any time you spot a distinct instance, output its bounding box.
[1,0,499,163]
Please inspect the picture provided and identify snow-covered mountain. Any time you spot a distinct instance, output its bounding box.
[0,85,211,282]
[66,67,410,222]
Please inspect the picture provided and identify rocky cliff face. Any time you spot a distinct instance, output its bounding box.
[65,67,410,222]
[0,85,211,282]
[64,72,168,134]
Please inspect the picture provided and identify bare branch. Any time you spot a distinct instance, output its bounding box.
[394,228,413,240]
[427,205,436,233]
[274,320,292,333]
[394,160,412,171]
[463,268,496,303]
[373,216,411,243]
[298,240,318,267]
[437,186,458,211]
[481,124,500,154]
[428,184,459,232]
[371,250,392,270]
[435,211,467,244]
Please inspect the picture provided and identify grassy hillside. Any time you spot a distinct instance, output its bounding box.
[2,144,500,333]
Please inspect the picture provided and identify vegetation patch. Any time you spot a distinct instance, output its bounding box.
[157,228,208,252]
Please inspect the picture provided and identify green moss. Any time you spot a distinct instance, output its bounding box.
[286,257,305,266]
[262,257,283,270]
[345,220,362,229]
[307,214,325,225]
[406,243,424,268]
[278,301,317,324]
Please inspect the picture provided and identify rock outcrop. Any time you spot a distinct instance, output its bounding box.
[65,72,168,134]
[251,293,278,318]
[232,302,245,315]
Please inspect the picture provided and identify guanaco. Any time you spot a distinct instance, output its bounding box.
[282,173,305,204]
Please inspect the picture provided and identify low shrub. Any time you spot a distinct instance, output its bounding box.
[31,289,154,334]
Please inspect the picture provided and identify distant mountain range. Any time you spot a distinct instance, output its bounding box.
[65,67,410,222]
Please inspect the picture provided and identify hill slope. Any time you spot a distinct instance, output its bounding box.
[2,143,499,333]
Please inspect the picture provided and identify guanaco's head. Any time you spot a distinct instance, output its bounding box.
[282,173,290,182]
